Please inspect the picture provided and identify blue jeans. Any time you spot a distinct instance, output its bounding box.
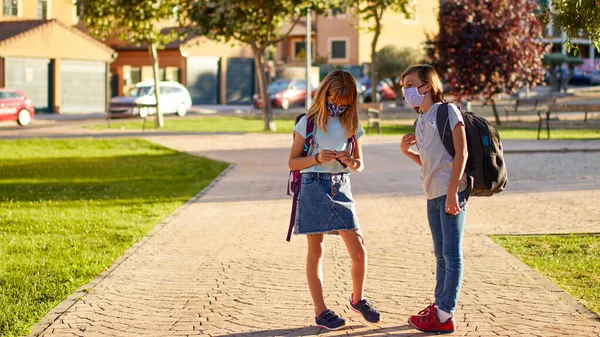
[427,191,467,314]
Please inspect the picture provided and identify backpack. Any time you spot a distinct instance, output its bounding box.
[286,114,356,241]
[414,102,507,198]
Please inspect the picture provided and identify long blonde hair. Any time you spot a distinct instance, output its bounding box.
[401,65,445,113]
[306,69,358,138]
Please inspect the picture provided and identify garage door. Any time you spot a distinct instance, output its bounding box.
[61,60,106,113]
[186,57,219,105]
[4,58,51,112]
[226,58,254,105]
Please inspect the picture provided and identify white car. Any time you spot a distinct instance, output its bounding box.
[108,81,192,118]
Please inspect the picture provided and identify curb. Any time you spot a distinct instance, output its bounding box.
[29,163,235,337]
[505,148,600,154]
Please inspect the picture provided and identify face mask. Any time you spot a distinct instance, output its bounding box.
[402,83,428,107]
[326,101,348,117]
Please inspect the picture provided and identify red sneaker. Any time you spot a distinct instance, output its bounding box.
[408,307,456,334]
[416,303,436,316]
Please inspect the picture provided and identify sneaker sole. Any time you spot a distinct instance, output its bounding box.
[317,322,347,331]
[350,306,382,324]
[407,318,455,334]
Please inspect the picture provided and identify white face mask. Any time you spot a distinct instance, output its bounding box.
[402,83,427,107]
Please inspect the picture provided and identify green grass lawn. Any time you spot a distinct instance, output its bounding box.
[0,139,229,337]
[88,116,296,134]
[492,235,600,315]
[88,116,600,140]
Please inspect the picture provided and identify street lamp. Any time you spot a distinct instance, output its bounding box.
[305,6,312,109]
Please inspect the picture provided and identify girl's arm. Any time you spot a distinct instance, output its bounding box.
[447,124,468,196]
[401,133,422,166]
[445,123,468,215]
[288,132,336,171]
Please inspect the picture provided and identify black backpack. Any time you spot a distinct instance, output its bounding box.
[414,102,508,198]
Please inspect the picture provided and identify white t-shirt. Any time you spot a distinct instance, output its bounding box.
[415,102,468,200]
[294,115,365,173]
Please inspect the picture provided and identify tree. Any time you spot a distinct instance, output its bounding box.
[550,0,600,53]
[180,0,333,131]
[375,45,422,98]
[543,53,584,92]
[352,0,410,104]
[425,0,548,125]
[78,0,180,128]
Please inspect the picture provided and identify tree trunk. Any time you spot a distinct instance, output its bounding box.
[491,99,501,126]
[150,43,164,128]
[561,65,575,93]
[370,19,381,104]
[253,46,275,131]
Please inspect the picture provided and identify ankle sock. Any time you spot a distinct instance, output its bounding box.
[436,308,453,323]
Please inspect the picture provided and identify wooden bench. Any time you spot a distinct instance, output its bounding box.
[504,97,556,122]
[361,102,382,134]
[538,104,600,139]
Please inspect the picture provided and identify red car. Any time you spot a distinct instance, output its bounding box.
[253,79,316,110]
[0,89,34,126]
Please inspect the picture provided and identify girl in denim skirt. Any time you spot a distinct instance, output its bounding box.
[400,65,469,334]
[288,70,380,331]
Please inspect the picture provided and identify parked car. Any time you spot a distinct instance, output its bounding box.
[253,79,316,109]
[548,67,598,86]
[566,69,594,86]
[0,89,34,126]
[590,70,600,85]
[108,81,192,119]
[357,77,397,102]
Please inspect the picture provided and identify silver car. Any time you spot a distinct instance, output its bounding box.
[108,81,192,119]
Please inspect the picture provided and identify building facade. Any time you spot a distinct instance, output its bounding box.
[0,0,114,113]
[276,2,440,79]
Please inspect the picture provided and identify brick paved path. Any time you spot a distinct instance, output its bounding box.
[34,134,600,337]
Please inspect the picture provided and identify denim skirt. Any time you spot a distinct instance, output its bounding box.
[294,172,361,235]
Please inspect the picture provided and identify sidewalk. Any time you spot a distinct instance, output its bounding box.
[31,133,600,337]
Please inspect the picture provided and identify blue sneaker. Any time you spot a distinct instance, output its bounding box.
[350,294,381,323]
[315,309,346,331]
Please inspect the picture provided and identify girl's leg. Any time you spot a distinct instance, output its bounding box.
[339,230,367,301]
[438,193,467,315]
[427,197,445,307]
[307,233,327,316]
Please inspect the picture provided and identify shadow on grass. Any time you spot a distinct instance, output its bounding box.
[0,153,229,203]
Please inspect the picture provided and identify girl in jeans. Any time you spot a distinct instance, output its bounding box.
[288,70,380,331]
[400,65,468,334]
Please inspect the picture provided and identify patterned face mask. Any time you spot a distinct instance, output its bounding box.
[326,101,348,117]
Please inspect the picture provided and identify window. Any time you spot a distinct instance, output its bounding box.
[289,80,306,90]
[130,68,141,85]
[294,42,306,58]
[331,40,347,60]
[3,0,19,16]
[37,0,48,19]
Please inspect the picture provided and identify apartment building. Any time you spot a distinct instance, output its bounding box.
[0,0,114,113]
[277,2,440,79]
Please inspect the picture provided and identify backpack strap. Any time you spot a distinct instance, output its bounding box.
[436,102,456,158]
[304,117,315,157]
[286,116,315,241]
[287,116,315,196]
[436,102,473,201]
